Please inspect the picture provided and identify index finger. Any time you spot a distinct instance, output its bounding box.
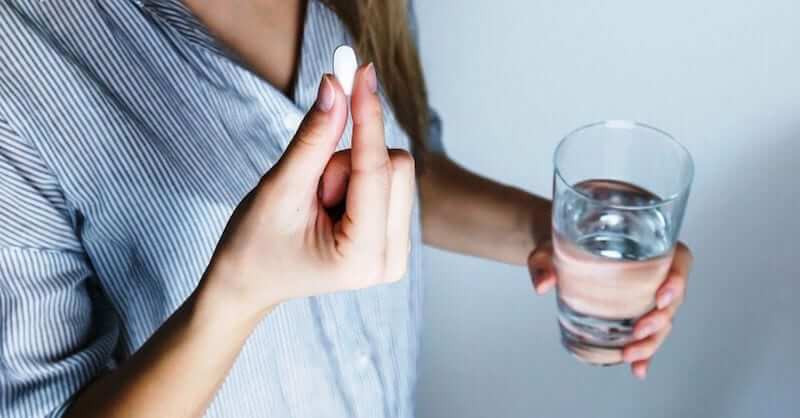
[343,63,390,247]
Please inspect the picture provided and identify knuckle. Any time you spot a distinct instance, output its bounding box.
[648,311,667,325]
[657,309,672,328]
[388,149,415,173]
[374,157,392,174]
[293,121,326,148]
[353,157,391,176]
[656,323,674,343]
[666,303,680,317]
[347,255,385,287]
[643,345,658,357]
[337,247,392,289]
[653,317,670,332]
[384,261,408,283]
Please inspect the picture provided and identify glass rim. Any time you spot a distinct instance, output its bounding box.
[553,120,695,211]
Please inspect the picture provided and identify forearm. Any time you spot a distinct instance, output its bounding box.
[419,152,551,265]
[64,264,270,418]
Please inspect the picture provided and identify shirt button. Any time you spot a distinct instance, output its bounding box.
[356,351,370,369]
[282,112,303,133]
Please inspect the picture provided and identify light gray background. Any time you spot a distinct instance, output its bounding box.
[414,1,799,417]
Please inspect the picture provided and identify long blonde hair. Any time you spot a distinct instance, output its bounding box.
[323,0,430,155]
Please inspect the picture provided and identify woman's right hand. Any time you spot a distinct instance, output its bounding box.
[203,64,415,318]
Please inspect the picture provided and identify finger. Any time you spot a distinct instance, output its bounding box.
[655,242,692,309]
[632,308,672,340]
[655,270,686,310]
[277,74,347,188]
[623,322,672,363]
[320,150,351,208]
[383,149,416,282]
[527,241,556,294]
[671,241,694,276]
[631,358,650,380]
[342,63,390,247]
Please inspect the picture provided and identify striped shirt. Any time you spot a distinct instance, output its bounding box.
[0,1,442,417]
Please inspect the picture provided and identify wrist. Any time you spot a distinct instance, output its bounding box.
[194,256,278,329]
[514,193,552,259]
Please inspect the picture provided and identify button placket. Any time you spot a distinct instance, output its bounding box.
[355,349,371,370]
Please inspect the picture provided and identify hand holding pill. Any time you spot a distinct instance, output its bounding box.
[207,46,415,313]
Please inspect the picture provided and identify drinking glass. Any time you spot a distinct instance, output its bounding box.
[552,120,694,366]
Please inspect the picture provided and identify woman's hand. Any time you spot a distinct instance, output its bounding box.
[528,241,693,379]
[61,67,414,418]
[203,64,415,319]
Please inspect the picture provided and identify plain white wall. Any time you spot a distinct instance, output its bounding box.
[413,1,799,417]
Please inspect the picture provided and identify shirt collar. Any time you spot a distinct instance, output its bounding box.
[133,0,355,144]
[136,0,231,59]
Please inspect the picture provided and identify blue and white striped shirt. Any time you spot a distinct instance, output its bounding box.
[0,1,442,417]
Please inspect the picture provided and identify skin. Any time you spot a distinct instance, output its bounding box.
[61,0,693,416]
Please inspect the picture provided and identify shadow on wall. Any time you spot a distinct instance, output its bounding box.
[669,127,800,418]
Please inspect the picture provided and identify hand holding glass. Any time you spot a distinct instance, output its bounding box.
[552,121,693,366]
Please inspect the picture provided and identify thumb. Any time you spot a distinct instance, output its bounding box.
[276,74,347,186]
[528,241,557,294]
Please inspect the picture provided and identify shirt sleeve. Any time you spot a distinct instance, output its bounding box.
[0,117,119,418]
[407,0,446,154]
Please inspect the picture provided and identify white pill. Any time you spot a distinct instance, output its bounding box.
[333,45,358,96]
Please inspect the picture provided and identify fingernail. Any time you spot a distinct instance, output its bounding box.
[657,290,674,309]
[536,279,555,295]
[315,75,335,112]
[635,324,656,339]
[635,366,647,380]
[532,268,545,293]
[365,63,378,94]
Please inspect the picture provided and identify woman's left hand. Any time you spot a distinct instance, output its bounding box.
[528,241,693,379]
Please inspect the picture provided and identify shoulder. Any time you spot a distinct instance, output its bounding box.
[0,2,118,83]
[0,3,66,102]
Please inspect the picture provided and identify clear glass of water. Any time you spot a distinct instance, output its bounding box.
[552,120,694,366]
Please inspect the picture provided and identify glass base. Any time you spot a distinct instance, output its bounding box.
[560,323,624,366]
[557,299,636,366]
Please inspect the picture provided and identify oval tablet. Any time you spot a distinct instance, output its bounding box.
[333,45,358,96]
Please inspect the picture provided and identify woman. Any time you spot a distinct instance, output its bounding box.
[0,1,692,417]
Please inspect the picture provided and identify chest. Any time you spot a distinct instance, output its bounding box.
[184,0,305,95]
